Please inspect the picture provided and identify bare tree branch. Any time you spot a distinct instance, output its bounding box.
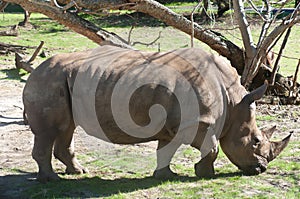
[291,59,300,96]
[4,0,132,49]
[233,0,257,85]
[132,31,161,46]
[257,0,272,47]
[246,0,267,21]
[28,41,44,63]
[270,27,291,85]
[243,5,300,86]
[130,0,245,73]
[128,26,134,44]
[190,0,202,48]
[3,0,245,73]
[0,1,8,11]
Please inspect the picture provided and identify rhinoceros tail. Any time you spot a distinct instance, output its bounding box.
[23,108,28,125]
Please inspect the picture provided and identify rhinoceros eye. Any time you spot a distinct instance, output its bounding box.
[253,137,261,148]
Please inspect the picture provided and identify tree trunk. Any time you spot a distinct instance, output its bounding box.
[18,10,32,27]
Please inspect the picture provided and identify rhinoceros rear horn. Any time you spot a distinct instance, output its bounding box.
[268,132,293,162]
[242,81,268,105]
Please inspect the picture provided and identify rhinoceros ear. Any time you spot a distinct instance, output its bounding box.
[264,125,277,139]
[242,81,268,105]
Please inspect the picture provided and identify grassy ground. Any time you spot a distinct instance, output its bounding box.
[0,12,299,199]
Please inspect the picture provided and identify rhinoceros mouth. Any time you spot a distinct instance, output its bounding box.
[239,154,268,175]
[240,162,267,175]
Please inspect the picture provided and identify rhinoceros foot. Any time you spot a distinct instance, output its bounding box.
[37,171,60,183]
[194,160,215,178]
[153,166,178,180]
[65,164,89,175]
[194,148,218,178]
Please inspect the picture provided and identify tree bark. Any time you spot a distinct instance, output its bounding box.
[18,10,31,27]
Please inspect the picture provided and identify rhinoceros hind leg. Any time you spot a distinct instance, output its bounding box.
[194,146,218,178]
[32,134,60,183]
[53,125,88,175]
[153,140,181,179]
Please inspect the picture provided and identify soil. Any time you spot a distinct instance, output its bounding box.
[0,70,299,198]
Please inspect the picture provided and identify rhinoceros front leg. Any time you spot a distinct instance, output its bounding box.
[54,124,88,175]
[153,140,181,179]
[194,146,219,178]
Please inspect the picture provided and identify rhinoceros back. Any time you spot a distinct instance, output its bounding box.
[70,46,228,150]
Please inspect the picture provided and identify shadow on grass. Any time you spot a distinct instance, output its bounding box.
[0,170,245,198]
[0,68,27,82]
[89,12,216,28]
[87,12,167,28]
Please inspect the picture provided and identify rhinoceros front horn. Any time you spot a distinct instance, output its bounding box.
[268,132,293,162]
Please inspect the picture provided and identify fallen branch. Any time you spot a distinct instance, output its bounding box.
[15,41,44,73]
[28,41,44,63]
[0,42,34,55]
[15,53,34,73]
[0,25,18,36]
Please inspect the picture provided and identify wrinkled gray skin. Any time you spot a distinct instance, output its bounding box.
[23,46,291,183]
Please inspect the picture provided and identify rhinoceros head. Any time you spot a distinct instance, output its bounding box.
[220,82,292,175]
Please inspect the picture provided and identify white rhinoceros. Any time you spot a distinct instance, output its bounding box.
[23,46,291,182]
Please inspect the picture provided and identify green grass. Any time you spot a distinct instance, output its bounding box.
[256,114,278,121]
[0,13,97,71]
[2,141,299,198]
[4,141,297,198]
[0,13,97,49]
